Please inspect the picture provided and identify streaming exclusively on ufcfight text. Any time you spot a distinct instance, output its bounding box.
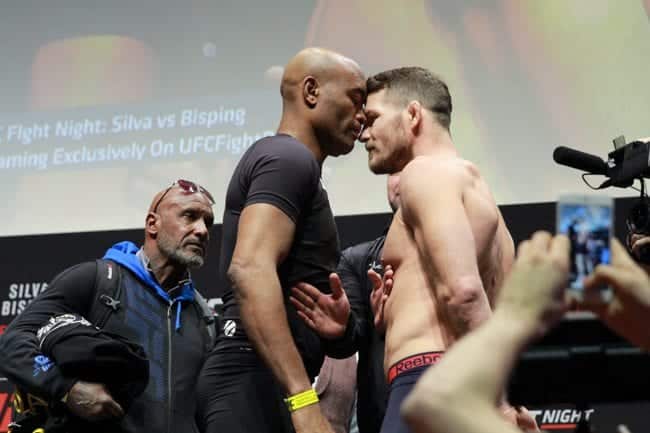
[0,107,274,171]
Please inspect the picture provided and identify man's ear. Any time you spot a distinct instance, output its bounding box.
[406,101,423,135]
[303,76,320,108]
[145,212,159,238]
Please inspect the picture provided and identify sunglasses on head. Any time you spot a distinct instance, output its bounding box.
[152,179,215,213]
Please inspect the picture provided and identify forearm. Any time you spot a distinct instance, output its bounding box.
[402,311,532,433]
[403,395,523,433]
[452,310,532,401]
[232,265,312,395]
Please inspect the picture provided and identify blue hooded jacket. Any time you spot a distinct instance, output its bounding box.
[103,241,195,330]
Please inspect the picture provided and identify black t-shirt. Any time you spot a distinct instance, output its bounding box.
[218,134,340,374]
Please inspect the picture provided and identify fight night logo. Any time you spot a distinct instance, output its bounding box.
[528,407,595,431]
[1,282,48,318]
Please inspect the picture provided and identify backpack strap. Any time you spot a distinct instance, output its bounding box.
[87,259,122,328]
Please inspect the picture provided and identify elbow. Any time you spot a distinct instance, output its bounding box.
[439,278,490,333]
[0,327,20,356]
[0,335,9,365]
[227,256,275,302]
[227,259,253,300]
[226,259,245,288]
[227,253,258,285]
[441,279,484,312]
[0,329,26,374]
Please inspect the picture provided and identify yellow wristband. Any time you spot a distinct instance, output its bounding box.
[284,388,319,412]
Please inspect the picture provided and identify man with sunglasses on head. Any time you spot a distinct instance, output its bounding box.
[0,179,216,433]
[197,47,366,433]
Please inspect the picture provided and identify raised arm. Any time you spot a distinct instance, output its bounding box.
[399,160,491,336]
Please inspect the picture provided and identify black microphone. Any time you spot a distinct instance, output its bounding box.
[553,146,609,175]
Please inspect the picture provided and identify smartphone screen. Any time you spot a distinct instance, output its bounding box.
[557,197,612,292]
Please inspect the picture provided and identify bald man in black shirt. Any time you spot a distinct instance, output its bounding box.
[197,47,366,433]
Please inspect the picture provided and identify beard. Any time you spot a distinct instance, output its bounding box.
[370,121,409,174]
[157,232,205,269]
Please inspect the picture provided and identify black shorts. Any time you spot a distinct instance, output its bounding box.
[197,348,295,433]
[380,352,444,433]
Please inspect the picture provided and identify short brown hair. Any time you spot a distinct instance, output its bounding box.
[367,67,452,130]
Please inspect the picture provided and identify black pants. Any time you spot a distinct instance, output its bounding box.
[197,348,295,433]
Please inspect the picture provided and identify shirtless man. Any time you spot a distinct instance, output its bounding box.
[289,67,522,432]
[360,67,515,433]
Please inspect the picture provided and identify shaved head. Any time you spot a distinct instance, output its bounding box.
[148,185,212,215]
[148,188,169,214]
[280,47,362,103]
[277,47,366,159]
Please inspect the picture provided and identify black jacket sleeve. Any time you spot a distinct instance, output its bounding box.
[322,241,374,358]
[0,261,97,401]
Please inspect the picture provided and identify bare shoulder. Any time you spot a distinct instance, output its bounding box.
[401,156,475,191]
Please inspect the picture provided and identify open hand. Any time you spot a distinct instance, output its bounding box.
[290,273,351,339]
[369,264,393,333]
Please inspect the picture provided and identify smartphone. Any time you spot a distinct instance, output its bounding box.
[556,195,613,302]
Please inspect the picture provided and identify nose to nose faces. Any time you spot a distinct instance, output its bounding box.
[356,109,367,124]
[360,127,370,142]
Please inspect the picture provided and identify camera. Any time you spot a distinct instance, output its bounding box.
[554,135,650,265]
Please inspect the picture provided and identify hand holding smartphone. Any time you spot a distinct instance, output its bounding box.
[557,195,613,303]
